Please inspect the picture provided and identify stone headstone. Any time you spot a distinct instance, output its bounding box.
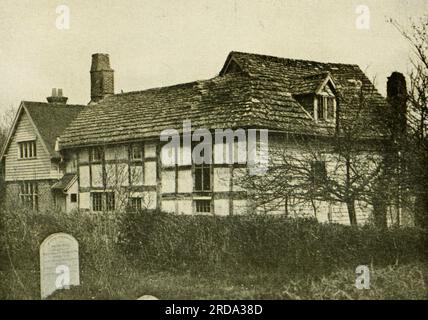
[40,233,80,299]
[137,295,159,300]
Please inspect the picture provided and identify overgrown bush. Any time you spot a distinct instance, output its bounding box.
[118,210,424,276]
[0,206,425,299]
[0,206,129,299]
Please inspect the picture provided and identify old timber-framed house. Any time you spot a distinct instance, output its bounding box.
[1,51,400,225]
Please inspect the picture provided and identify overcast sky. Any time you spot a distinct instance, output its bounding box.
[0,0,426,112]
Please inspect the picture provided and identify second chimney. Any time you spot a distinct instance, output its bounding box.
[90,53,114,102]
[47,88,68,104]
[387,72,407,136]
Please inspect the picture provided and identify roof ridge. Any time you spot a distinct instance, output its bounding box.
[113,79,208,97]
[230,51,360,67]
[110,73,245,98]
[302,71,331,78]
[22,101,86,108]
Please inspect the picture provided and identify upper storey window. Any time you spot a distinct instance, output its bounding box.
[316,95,336,122]
[90,147,103,162]
[130,144,143,161]
[18,140,37,159]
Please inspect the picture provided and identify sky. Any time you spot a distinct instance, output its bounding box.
[0,0,427,113]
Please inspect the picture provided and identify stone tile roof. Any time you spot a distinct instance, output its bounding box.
[58,51,387,149]
[290,72,331,95]
[224,51,387,132]
[51,173,77,191]
[23,102,85,157]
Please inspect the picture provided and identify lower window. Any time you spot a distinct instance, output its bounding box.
[92,192,115,212]
[19,181,38,211]
[195,199,211,214]
[129,197,143,212]
[70,193,78,203]
[92,193,103,212]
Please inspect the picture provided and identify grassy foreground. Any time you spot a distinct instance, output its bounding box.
[1,263,426,300]
[1,209,426,300]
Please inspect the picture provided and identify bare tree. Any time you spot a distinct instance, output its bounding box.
[239,80,391,226]
[0,106,16,153]
[0,106,17,205]
[390,16,428,228]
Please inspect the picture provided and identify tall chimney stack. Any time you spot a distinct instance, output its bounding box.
[90,53,114,102]
[387,72,407,136]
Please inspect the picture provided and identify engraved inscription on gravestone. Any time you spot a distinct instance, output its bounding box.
[40,233,80,299]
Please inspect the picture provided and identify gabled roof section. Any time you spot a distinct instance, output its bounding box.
[288,72,337,96]
[58,51,388,150]
[24,102,85,157]
[220,51,387,132]
[220,51,376,93]
[0,101,85,160]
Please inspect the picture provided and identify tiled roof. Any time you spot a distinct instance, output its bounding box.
[223,51,387,131]
[290,72,331,95]
[23,102,85,157]
[58,51,387,149]
[51,173,77,191]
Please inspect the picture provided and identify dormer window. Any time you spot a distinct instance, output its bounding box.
[316,95,336,122]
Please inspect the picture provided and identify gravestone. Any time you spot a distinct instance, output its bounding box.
[40,233,80,299]
[137,295,159,300]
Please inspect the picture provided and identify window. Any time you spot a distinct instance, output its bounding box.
[91,192,115,212]
[92,193,102,212]
[195,163,211,191]
[131,145,143,161]
[129,197,142,212]
[327,98,335,121]
[195,199,211,213]
[18,141,37,159]
[70,193,77,203]
[67,154,78,173]
[310,161,327,186]
[90,147,103,162]
[317,97,326,120]
[316,96,335,121]
[106,192,115,211]
[19,181,38,210]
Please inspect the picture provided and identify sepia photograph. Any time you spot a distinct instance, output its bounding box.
[0,0,428,307]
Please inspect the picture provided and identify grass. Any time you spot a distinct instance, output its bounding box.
[1,263,426,300]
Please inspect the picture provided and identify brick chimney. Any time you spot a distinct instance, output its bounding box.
[90,53,114,102]
[47,88,68,104]
[387,72,407,135]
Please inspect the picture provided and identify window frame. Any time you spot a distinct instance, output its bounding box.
[195,199,211,214]
[19,181,38,210]
[70,193,78,203]
[326,97,336,121]
[90,147,103,163]
[316,95,336,122]
[194,162,211,192]
[130,144,143,161]
[18,140,37,159]
[91,192,103,212]
[128,197,143,212]
[91,192,115,212]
